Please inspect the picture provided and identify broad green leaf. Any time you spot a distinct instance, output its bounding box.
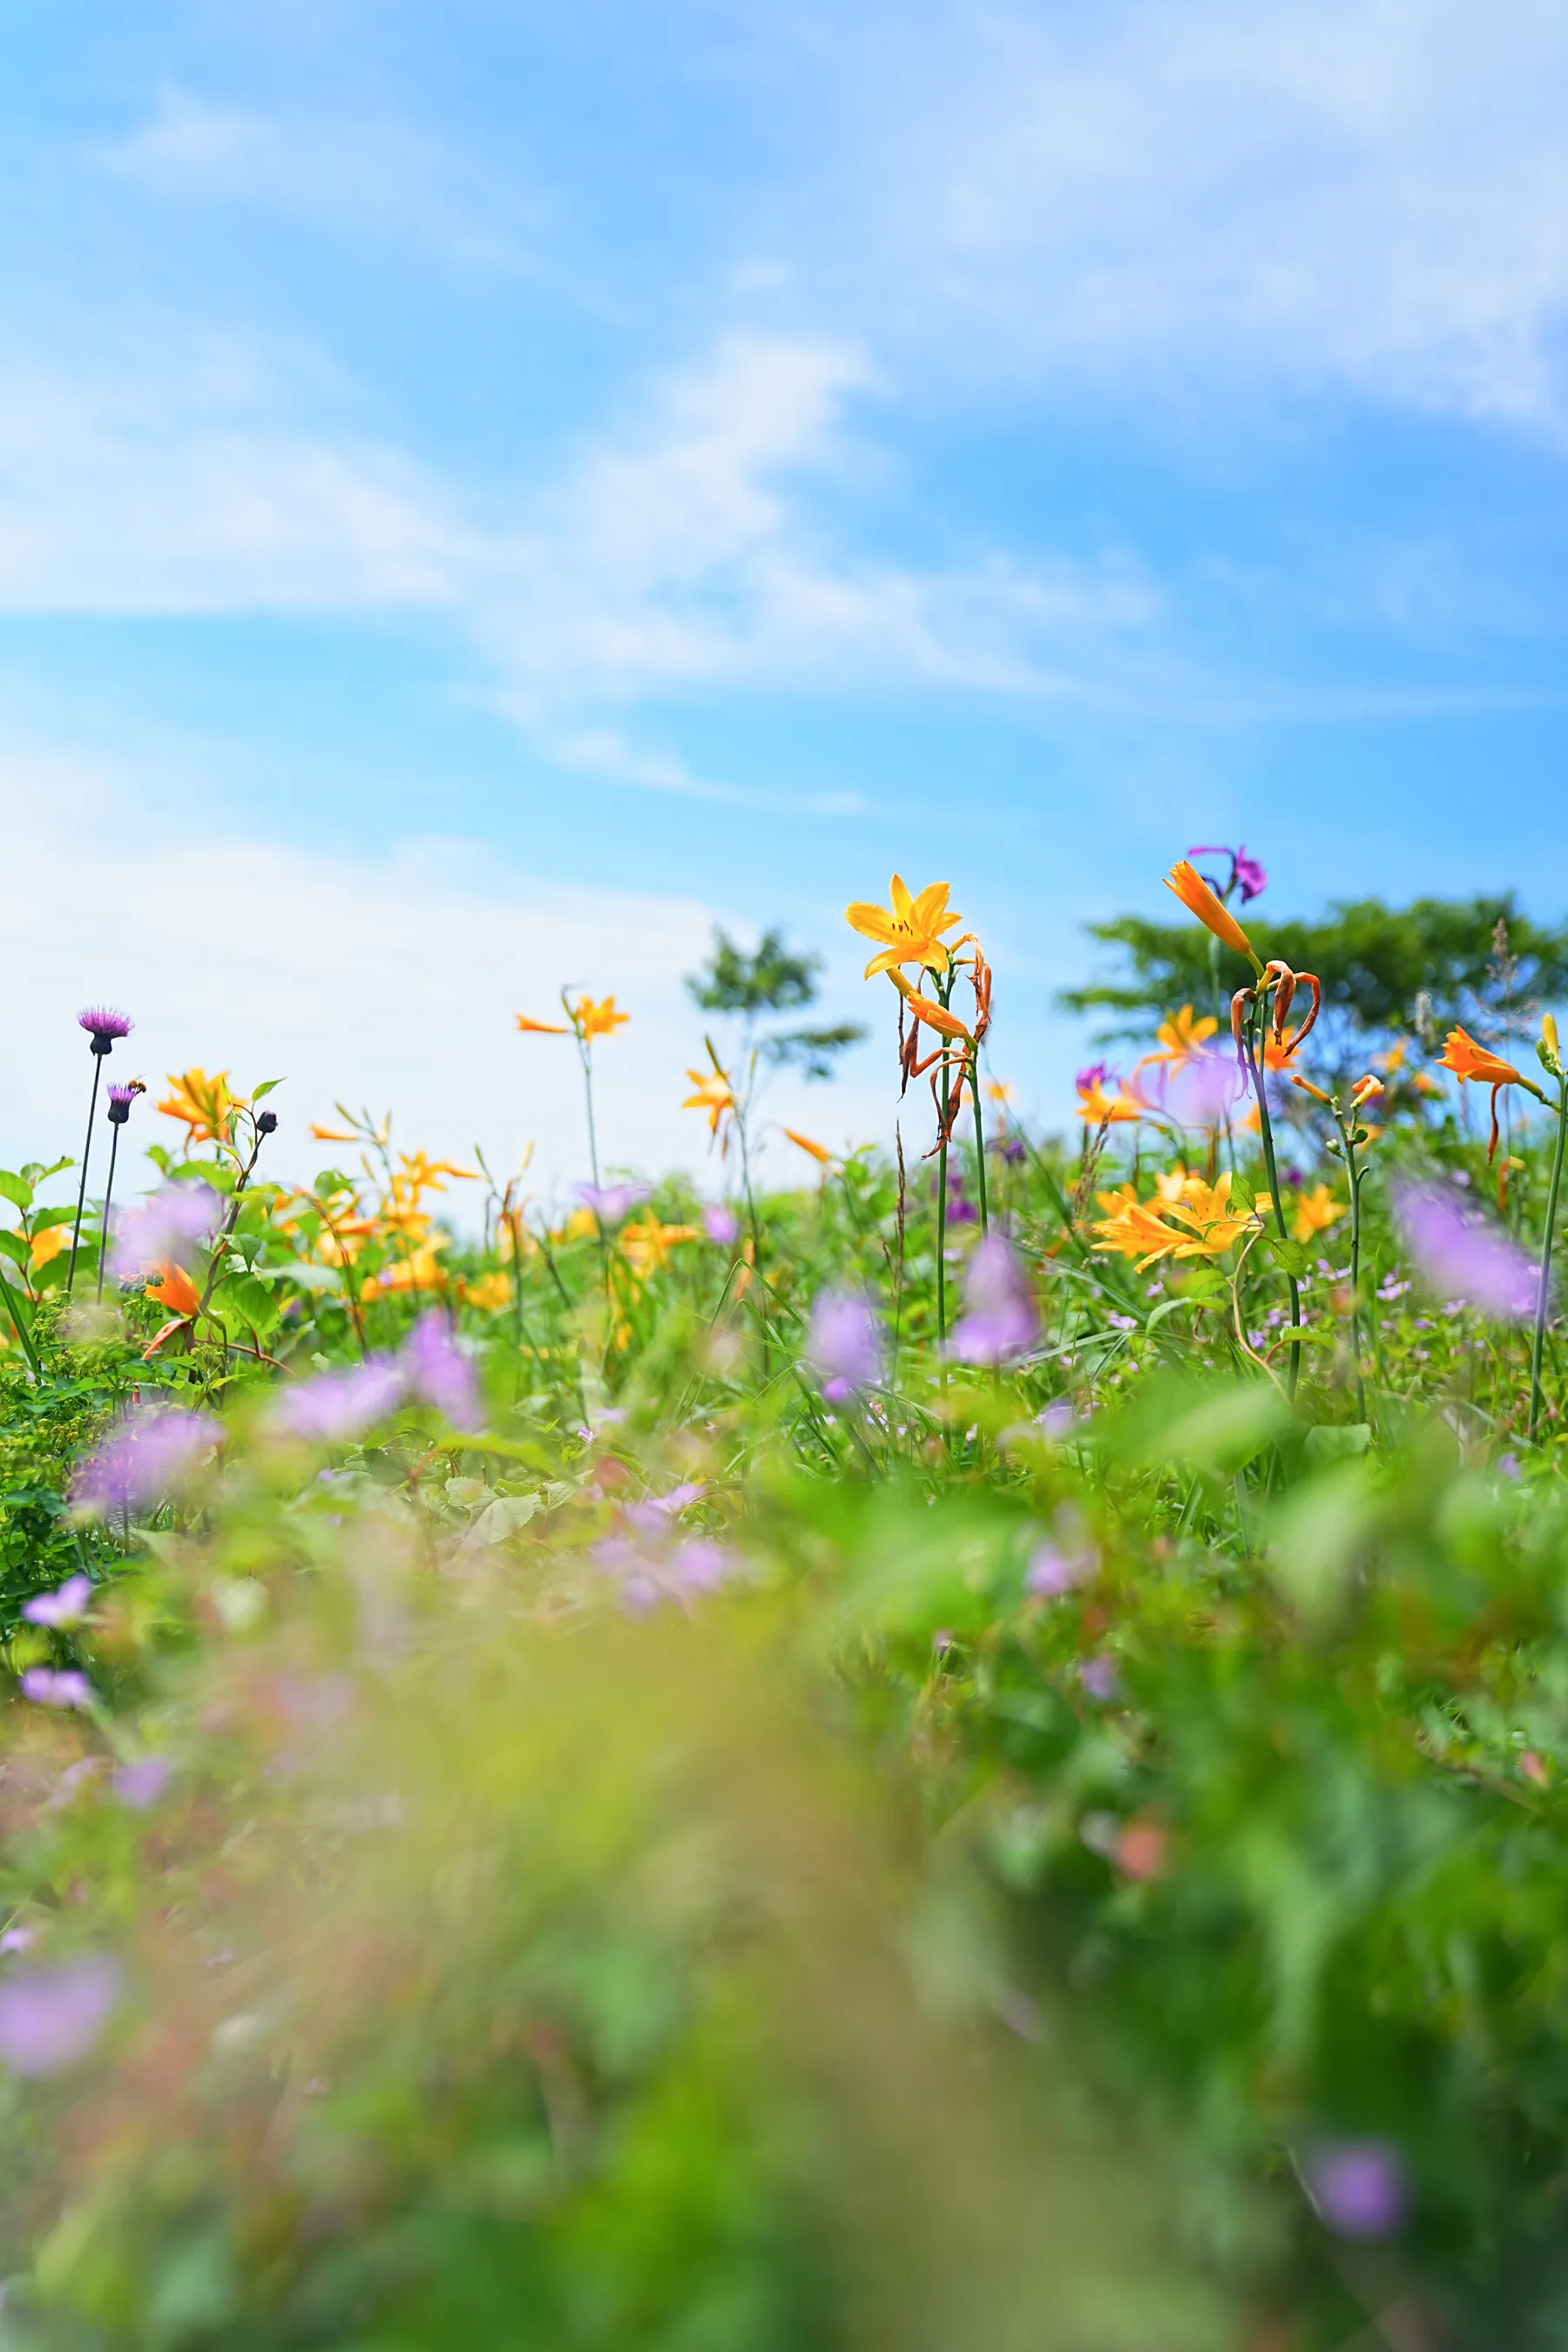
[0,1171,32,1212]
[1228,1170,1256,1214]
[0,1230,28,1267]
[251,1078,284,1102]
[1265,1233,1311,1278]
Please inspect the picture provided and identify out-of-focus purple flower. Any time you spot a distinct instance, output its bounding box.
[0,1955,121,2076]
[806,1290,883,1396]
[996,1136,1027,1166]
[1395,1181,1538,1321]
[575,1181,650,1224]
[671,1540,729,1594]
[113,1756,172,1811]
[1026,1544,1092,1598]
[950,1236,1038,1364]
[19,1668,93,1710]
[625,1481,707,1532]
[23,1574,93,1629]
[1301,2139,1408,2240]
[77,1006,132,1046]
[110,1184,220,1279]
[74,1408,220,1516]
[1080,1655,1119,1701]
[1075,1061,1113,1094]
[1497,1451,1521,1480]
[943,1170,978,1227]
[1170,1047,1246,1129]
[275,1360,405,1442]
[402,1313,482,1429]
[1186,844,1267,902]
[703,1201,740,1246]
[0,1928,35,1955]
[1037,1400,1075,1440]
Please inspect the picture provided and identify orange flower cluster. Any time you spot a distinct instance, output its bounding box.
[1092,1168,1271,1270]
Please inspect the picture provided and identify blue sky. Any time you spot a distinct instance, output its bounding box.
[5,0,1568,1197]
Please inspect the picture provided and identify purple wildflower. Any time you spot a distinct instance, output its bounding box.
[1170,1046,1245,1129]
[0,1929,35,1956]
[1395,1181,1538,1321]
[74,1407,220,1516]
[1075,1061,1113,1094]
[402,1313,482,1430]
[275,1360,404,1442]
[574,1180,650,1224]
[23,1574,93,1629]
[110,1184,220,1279]
[997,1136,1027,1165]
[1301,2139,1408,2241]
[1080,1655,1119,1701]
[703,1201,740,1246]
[806,1290,883,1397]
[77,1006,132,1047]
[20,1668,93,1710]
[1186,844,1267,902]
[1497,1451,1521,1480]
[0,1955,121,2076]
[1026,1544,1092,1598]
[105,1083,139,1126]
[950,1235,1038,1364]
[943,1170,979,1227]
[112,1756,172,1811]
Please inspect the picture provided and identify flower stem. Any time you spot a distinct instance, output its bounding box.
[66,1052,105,1296]
[96,1121,123,1305]
[1341,1110,1366,1422]
[1243,1004,1301,1398]
[970,1049,989,1237]
[1529,1076,1568,1443]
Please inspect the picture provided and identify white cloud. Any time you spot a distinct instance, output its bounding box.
[98,84,537,270]
[817,0,1568,424]
[0,742,900,1206]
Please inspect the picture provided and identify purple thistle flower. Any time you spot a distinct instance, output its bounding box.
[950,1235,1039,1364]
[276,1359,404,1442]
[0,1955,121,2076]
[806,1289,883,1396]
[402,1312,482,1429]
[19,1668,93,1709]
[74,1407,220,1516]
[110,1184,220,1279]
[1300,2139,1408,2241]
[112,1756,172,1811]
[105,1083,140,1126]
[77,1006,132,1049]
[574,1180,650,1224]
[22,1574,93,1629]
[1395,1181,1538,1321]
[703,1201,740,1246]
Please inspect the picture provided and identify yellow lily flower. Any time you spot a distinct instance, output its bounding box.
[619,1214,702,1276]
[1143,1005,1220,1068]
[845,875,963,981]
[1290,1184,1346,1244]
[159,1068,240,1146]
[782,1128,833,1165]
[571,994,630,1042]
[683,1067,735,1137]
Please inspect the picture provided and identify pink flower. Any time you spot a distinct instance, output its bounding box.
[806,1290,882,1395]
[109,1183,220,1279]
[112,1756,172,1810]
[19,1668,93,1709]
[74,1408,220,1515]
[703,1202,740,1246]
[575,1180,650,1224]
[276,1360,404,1441]
[0,1955,121,2076]
[1395,1181,1538,1321]
[402,1313,481,1429]
[23,1574,93,1629]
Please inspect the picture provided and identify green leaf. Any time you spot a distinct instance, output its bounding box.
[1265,1233,1311,1278]
[1227,1170,1256,1214]
[1304,1422,1373,1463]
[251,1078,284,1102]
[30,1205,78,1234]
[0,1230,28,1267]
[0,1171,33,1213]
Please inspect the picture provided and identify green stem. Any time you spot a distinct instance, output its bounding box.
[1341,1112,1366,1423]
[970,1048,990,1236]
[0,1270,40,1375]
[1529,1076,1568,1443]
[96,1121,123,1305]
[1243,1005,1301,1398]
[66,1051,105,1296]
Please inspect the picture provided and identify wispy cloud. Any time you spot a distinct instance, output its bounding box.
[98,84,539,270]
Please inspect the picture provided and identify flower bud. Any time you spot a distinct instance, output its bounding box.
[1540,1012,1562,1078]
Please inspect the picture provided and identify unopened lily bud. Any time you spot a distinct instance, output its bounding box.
[1538,1012,1562,1078]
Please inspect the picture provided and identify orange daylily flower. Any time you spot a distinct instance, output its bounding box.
[1143,1005,1220,1068]
[571,995,630,1042]
[29,1225,71,1271]
[1077,1077,1140,1126]
[782,1128,833,1165]
[1163,861,1258,966]
[461,1271,513,1312]
[619,1214,701,1276]
[309,1124,362,1144]
[985,1079,1014,1105]
[1348,1075,1383,1111]
[845,875,963,981]
[1291,1184,1346,1244]
[889,968,974,1042]
[145,1263,200,1317]
[159,1068,239,1146]
[1288,1072,1332,1105]
[1440,1024,1543,1159]
[683,1067,735,1137]
[516,1013,571,1036]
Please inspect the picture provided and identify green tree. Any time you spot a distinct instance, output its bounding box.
[1058,892,1568,1051]
[686,926,864,1078]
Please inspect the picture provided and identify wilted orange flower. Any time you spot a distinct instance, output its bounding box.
[845,875,963,981]
[571,995,630,1042]
[1163,861,1258,965]
[159,1068,239,1146]
[782,1128,833,1165]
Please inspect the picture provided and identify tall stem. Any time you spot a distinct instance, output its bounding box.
[970,1048,990,1236]
[1342,1114,1366,1422]
[1529,1077,1568,1443]
[1243,1006,1301,1397]
[96,1122,123,1305]
[66,1051,105,1296]
[579,1040,601,1193]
